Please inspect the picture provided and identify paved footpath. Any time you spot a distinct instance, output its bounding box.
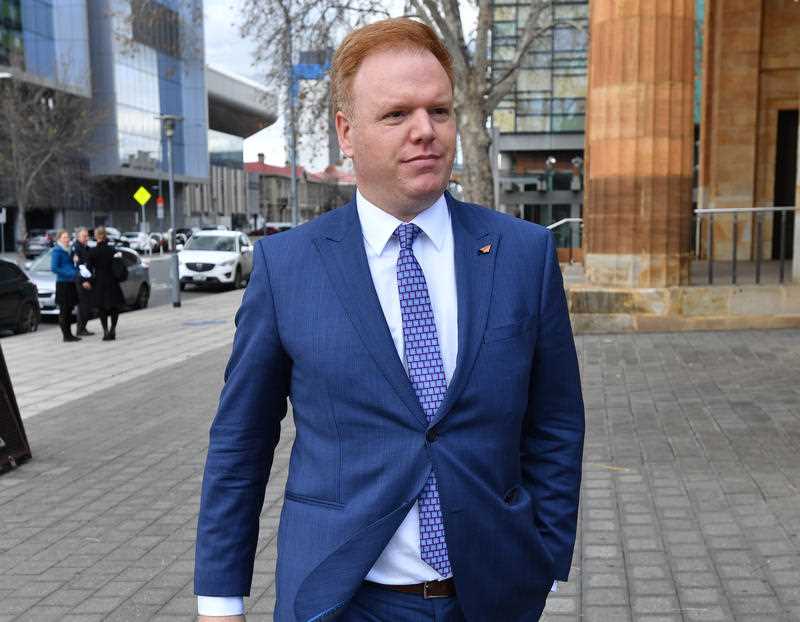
[1,290,799,620]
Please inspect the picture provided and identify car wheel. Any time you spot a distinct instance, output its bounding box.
[14,302,37,334]
[179,282,186,291]
[134,283,150,309]
[234,266,244,289]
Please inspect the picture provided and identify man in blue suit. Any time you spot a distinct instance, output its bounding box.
[195,17,584,622]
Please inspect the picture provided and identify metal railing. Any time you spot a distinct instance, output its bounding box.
[694,207,796,285]
[547,217,583,263]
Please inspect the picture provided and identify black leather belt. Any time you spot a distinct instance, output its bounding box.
[363,578,456,599]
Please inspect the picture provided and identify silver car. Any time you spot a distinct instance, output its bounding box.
[25,247,151,316]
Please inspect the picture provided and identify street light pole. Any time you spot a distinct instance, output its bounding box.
[287,20,299,227]
[0,73,12,253]
[156,114,183,308]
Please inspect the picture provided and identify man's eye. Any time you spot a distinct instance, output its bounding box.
[384,111,405,120]
[431,108,450,118]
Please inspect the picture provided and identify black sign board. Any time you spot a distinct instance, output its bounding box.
[0,343,31,473]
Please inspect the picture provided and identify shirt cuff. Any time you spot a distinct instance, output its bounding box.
[197,596,245,616]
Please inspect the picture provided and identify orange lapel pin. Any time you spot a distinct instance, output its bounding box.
[479,244,492,254]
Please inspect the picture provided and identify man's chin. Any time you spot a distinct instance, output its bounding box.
[404,178,448,203]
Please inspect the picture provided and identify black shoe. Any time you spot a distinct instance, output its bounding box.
[108,329,116,341]
[102,333,112,341]
[77,328,94,336]
[63,335,82,342]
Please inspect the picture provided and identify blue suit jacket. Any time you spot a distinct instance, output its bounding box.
[195,194,585,622]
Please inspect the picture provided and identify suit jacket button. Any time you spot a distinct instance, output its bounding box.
[504,489,516,503]
[426,429,438,443]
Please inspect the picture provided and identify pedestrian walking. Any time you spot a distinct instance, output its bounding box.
[50,230,81,343]
[195,18,584,622]
[87,226,125,341]
[71,227,94,336]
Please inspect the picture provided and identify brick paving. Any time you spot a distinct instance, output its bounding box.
[1,296,799,620]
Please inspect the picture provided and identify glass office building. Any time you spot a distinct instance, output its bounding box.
[0,0,91,95]
[491,0,588,135]
[88,0,208,182]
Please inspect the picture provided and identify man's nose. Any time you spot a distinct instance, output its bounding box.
[408,109,435,143]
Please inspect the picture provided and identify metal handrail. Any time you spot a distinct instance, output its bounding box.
[694,206,795,214]
[546,218,583,264]
[547,217,583,230]
[693,206,796,285]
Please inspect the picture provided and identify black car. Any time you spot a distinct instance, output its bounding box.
[0,260,40,335]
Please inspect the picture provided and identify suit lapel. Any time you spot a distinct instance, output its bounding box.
[313,201,428,428]
[432,195,499,428]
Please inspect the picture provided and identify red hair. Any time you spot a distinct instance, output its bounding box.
[330,18,454,116]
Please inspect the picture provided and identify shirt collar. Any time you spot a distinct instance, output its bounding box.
[356,189,449,256]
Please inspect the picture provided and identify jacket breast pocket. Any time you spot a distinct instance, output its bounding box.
[483,315,536,344]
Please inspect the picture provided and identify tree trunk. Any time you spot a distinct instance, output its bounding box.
[457,103,494,208]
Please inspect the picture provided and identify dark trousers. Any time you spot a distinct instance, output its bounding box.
[339,582,550,622]
[338,583,467,622]
[76,284,93,330]
[55,281,76,339]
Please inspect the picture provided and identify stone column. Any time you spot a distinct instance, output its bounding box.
[793,112,800,284]
[584,0,695,287]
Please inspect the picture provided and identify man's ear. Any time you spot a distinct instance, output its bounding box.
[335,110,354,159]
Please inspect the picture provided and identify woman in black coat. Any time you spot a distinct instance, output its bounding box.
[87,226,126,341]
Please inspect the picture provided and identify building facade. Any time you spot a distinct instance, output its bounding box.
[490,0,589,258]
[83,0,208,232]
[245,156,355,225]
[0,0,91,96]
[184,66,276,230]
[583,0,799,287]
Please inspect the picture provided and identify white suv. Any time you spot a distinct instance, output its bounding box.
[178,230,254,290]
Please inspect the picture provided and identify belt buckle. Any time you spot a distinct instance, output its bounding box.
[423,580,447,599]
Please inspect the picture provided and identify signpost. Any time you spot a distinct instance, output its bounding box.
[134,186,152,233]
[0,208,6,254]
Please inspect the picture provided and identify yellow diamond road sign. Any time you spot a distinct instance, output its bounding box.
[133,186,152,207]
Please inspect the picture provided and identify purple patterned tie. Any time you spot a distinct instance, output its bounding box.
[395,223,451,577]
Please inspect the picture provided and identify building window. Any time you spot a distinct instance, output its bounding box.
[131,0,179,58]
[491,0,588,134]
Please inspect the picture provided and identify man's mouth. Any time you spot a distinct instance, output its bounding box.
[403,155,440,163]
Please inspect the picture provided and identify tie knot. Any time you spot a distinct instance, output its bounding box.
[394,223,420,250]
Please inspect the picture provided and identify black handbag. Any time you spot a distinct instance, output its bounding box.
[111,255,128,282]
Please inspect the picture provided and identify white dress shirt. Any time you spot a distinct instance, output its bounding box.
[359,191,457,584]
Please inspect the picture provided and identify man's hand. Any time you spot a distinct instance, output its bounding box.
[82,282,91,290]
[198,616,245,622]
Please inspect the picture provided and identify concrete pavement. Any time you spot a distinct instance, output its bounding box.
[1,288,800,620]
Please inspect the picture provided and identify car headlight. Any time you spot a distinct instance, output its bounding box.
[220,259,236,267]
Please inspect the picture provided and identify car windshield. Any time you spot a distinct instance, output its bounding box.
[185,236,235,252]
[28,249,54,272]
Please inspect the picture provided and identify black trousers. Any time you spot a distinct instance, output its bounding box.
[55,281,77,339]
[76,283,93,330]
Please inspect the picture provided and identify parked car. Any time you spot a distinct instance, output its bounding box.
[199,224,229,231]
[25,246,151,316]
[121,231,155,253]
[88,227,122,246]
[178,230,254,290]
[21,229,57,259]
[247,222,294,237]
[0,260,40,335]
